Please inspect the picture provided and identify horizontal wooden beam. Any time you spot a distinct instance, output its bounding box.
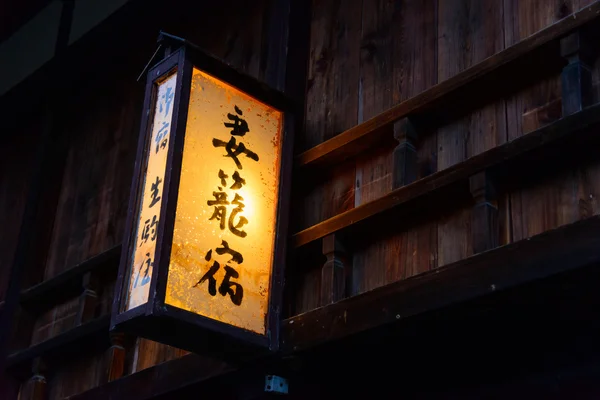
[292,102,600,248]
[6,316,110,373]
[295,1,600,169]
[68,353,234,400]
[20,245,121,314]
[283,215,600,352]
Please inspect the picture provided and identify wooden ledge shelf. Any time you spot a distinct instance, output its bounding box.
[284,215,600,352]
[67,354,234,400]
[295,2,600,169]
[20,245,121,313]
[6,315,110,372]
[292,102,600,248]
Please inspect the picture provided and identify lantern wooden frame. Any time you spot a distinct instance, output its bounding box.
[111,40,295,361]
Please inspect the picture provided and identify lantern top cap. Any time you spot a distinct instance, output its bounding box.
[152,31,297,113]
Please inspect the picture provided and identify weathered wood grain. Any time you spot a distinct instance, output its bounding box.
[20,245,120,314]
[131,338,190,374]
[437,0,505,267]
[352,0,439,294]
[7,316,110,371]
[293,102,600,248]
[47,350,106,400]
[506,0,580,244]
[43,80,140,280]
[296,1,600,169]
[283,214,600,352]
[296,0,360,232]
[68,354,233,400]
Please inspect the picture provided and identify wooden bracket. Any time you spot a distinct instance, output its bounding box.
[20,357,47,400]
[320,234,347,306]
[75,272,98,326]
[560,31,594,116]
[103,332,126,383]
[392,118,418,189]
[470,171,498,254]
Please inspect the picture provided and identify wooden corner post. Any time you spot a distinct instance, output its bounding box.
[560,31,594,116]
[470,171,498,254]
[320,234,347,306]
[392,118,418,189]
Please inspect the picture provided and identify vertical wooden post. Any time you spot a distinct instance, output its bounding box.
[75,272,98,325]
[20,358,47,400]
[103,332,126,383]
[560,31,593,116]
[470,171,498,254]
[320,235,346,306]
[392,118,418,189]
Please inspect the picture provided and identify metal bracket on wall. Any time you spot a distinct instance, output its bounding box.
[265,375,289,394]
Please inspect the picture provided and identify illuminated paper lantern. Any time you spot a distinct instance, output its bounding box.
[111,37,294,359]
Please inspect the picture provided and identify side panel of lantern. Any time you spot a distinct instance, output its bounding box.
[165,68,283,335]
[123,70,178,311]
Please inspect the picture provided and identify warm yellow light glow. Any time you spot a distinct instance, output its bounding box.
[126,71,177,311]
[165,68,283,334]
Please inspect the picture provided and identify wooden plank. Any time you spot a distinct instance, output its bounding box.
[351,0,396,295]
[6,316,110,371]
[293,102,600,248]
[354,0,395,206]
[47,349,108,399]
[20,245,121,314]
[292,0,360,310]
[131,339,189,374]
[506,0,580,245]
[393,0,439,283]
[68,353,233,400]
[295,1,600,169]
[351,0,439,295]
[297,0,360,226]
[436,0,505,268]
[283,214,600,352]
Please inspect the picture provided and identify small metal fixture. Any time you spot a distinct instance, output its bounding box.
[265,375,289,394]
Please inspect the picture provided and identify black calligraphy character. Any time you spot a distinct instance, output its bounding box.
[149,176,162,208]
[215,240,243,264]
[134,253,152,288]
[224,105,249,136]
[212,137,259,169]
[207,188,229,230]
[218,169,228,186]
[139,215,159,246]
[207,189,229,206]
[160,86,174,117]
[228,194,248,238]
[219,266,244,306]
[155,121,170,153]
[160,138,168,152]
[230,171,246,190]
[194,261,220,296]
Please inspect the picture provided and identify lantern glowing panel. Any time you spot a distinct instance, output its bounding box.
[125,71,177,311]
[165,68,283,334]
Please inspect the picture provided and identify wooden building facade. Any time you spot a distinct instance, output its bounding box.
[3,0,600,398]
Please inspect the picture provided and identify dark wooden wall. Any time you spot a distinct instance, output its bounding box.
[4,0,600,398]
[1,0,283,398]
[0,112,41,301]
[292,0,600,313]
